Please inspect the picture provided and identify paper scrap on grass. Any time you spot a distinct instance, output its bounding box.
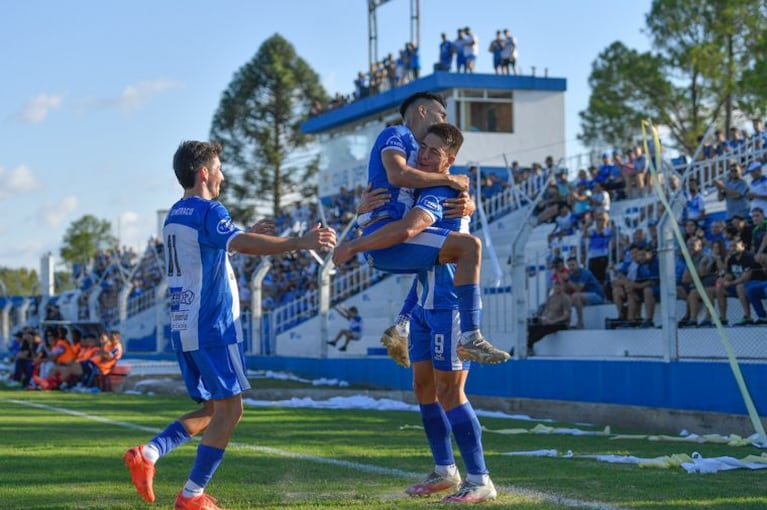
[501,449,767,473]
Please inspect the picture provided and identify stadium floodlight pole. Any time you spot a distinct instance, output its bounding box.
[644,119,767,447]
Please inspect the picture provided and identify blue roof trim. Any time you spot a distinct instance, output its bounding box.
[302,72,567,134]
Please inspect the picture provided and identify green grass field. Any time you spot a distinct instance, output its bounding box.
[1,388,766,509]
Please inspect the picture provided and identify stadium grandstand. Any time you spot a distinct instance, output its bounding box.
[3,5,767,437]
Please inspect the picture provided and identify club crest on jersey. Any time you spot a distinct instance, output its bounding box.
[217,218,235,235]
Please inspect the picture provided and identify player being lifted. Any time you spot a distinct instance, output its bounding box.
[332,93,509,364]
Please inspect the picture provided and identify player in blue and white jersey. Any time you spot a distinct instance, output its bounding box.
[359,124,498,502]
[356,91,468,233]
[123,140,336,510]
[334,123,510,364]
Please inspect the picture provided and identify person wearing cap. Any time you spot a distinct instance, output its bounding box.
[746,160,767,213]
[714,162,750,221]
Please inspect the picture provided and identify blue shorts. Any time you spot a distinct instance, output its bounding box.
[177,342,251,402]
[410,306,470,372]
[365,226,450,274]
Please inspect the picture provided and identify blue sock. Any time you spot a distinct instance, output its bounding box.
[149,421,191,457]
[455,284,481,333]
[420,403,454,466]
[446,402,488,475]
[188,443,225,489]
[399,279,419,319]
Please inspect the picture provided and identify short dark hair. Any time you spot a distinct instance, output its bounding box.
[173,140,223,189]
[424,123,464,156]
[399,91,446,118]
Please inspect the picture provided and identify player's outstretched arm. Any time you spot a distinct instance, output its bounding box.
[332,208,433,266]
[230,223,336,256]
[383,151,468,191]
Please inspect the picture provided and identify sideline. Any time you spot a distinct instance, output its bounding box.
[2,397,626,510]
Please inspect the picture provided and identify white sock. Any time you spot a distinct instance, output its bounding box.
[142,443,160,464]
[435,464,459,478]
[181,480,204,498]
[467,473,490,485]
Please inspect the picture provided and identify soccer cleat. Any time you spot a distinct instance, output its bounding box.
[406,471,461,497]
[441,479,498,503]
[123,445,156,503]
[456,333,511,364]
[380,324,410,368]
[175,492,223,510]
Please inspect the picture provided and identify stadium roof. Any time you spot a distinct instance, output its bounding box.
[301,71,567,135]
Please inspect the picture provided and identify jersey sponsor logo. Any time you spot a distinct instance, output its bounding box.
[383,135,406,152]
[419,194,441,212]
[171,311,189,331]
[169,207,194,216]
[217,218,236,235]
[169,289,195,306]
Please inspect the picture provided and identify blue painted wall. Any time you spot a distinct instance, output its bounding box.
[247,356,767,417]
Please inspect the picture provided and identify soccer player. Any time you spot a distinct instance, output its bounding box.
[332,95,509,364]
[367,123,498,502]
[123,140,336,510]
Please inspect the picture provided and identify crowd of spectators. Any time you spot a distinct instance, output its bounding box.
[311,27,520,116]
[530,124,767,337]
[8,326,122,391]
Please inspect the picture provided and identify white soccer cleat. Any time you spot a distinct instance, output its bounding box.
[441,479,498,503]
[456,332,511,364]
[406,471,461,497]
[380,323,410,368]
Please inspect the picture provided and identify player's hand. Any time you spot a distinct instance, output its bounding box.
[302,223,336,252]
[447,174,470,192]
[444,191,476,218]
[357,183,390,215]
[249,218,275,235]
[332,242,354,266]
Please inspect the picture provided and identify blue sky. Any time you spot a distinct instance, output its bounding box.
[0,0,651,272]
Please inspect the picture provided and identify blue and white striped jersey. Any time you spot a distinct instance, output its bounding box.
[163,196,244,352]
[357,125,419,231]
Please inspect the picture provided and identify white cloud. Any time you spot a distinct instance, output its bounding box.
[0,164,43,199]
[38,195,78,228]
[92,79,183,113]
[16,94,63,124]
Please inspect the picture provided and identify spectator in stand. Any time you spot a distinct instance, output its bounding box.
[581,210,613,286]
[631,145,649,197]
[462,27,478,73]
[682,177,706,224]
[714,237,756,326]
[714,129,731,157]
[354,71,369,100]
[503,29,518,75]
[454,28,466,73]
[327,305,363,352]
[589,181,611,214]
[610,245,642,322]
[752,119,766,150]
[714,162,750,221]
[728,126,745,154]
[563,256,604,329]
[535,181,565,224]
[438,33,453,71]
[751,208,767,268]
[547,204,576,243]
[729,214,752,251]
[527,279,571,354]
[628,246,660,328]
[746,160,767,213]
[488,31,504,74]
[677,236,717,327]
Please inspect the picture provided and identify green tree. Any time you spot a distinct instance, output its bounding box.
[580,0,767,153]
[59,215,117,267]
[210,33,328,224]
[0,267,39,296]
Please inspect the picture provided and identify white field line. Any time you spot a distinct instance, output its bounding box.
[3,398,626,510]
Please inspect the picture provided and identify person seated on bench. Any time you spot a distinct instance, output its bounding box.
[562,256,604,329]
[527,280,571,355]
